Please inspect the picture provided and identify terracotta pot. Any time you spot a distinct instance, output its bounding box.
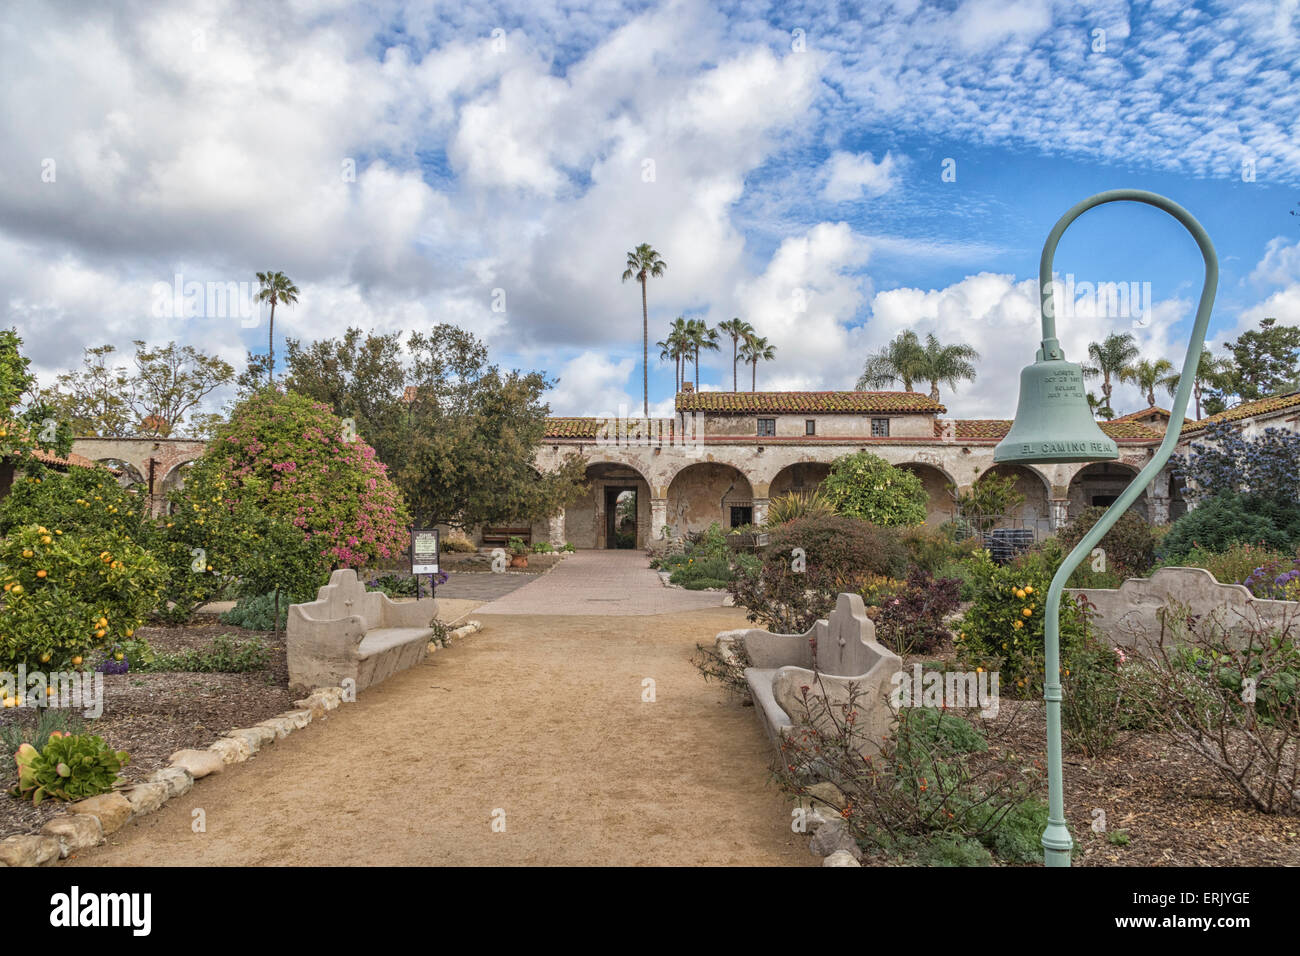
[509,554,528,568]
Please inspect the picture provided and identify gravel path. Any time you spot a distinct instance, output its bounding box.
[66,578,808,866]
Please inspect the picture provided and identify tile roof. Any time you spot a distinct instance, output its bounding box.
[946,419,1161,442]
[1180,391,1300,434]
[1110,406,1172,423]
[674,390,946,414]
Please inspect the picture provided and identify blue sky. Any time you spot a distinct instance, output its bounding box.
[2,0,1299,426]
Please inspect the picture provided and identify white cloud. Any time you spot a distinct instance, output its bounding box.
[821,151,900,202]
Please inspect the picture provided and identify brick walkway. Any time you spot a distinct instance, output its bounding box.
[474,550,727,616]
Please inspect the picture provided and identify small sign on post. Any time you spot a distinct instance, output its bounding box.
[410,528,440,575]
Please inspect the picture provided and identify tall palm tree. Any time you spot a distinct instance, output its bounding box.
[684,318,720,391]
[857,330,925,392]
[717,317,754,391]
[916,333,980,401]
[1158,348,1233,420]
[739,333,776,391]
[656,316,691,393]
[1120,357,1174,409]
[1082,332,1139,421]
[621,244,667,417]
[254,271,300,384]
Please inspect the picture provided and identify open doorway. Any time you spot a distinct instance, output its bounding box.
[605,486,637,548]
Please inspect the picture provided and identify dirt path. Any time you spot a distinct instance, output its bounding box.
[67,604,811,866]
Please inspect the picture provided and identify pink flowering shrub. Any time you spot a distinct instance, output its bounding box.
[205,390,410,569]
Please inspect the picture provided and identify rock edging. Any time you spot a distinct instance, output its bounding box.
[0,685,348,867]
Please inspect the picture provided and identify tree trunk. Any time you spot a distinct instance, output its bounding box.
[641,277,648,418]
[1194,379,1202,420]
[694,347,700,390]
[732,340,738,391]
[268,300,277,384]
[930,381,940,401]
[751,359,756,391]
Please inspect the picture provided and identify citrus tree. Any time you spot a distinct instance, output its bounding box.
[204,389,409,568]
[822,452,928,526]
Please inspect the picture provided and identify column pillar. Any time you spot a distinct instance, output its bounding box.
[752,497,769,528]
[651,497,669,539]
[548,509,566,548]
[1049,498,1070,532]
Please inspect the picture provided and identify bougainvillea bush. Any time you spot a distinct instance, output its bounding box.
[204,390,410,568]
[0,524,165,671]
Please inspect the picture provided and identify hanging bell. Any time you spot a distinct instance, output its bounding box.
[994,350,1118,464]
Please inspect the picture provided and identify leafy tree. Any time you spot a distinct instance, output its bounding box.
[717,317,754,392]
[254,271,300,383]
[1159,348,1234,420]
[283,327,407,467]
[37,345,133,437]
[739,333,776,391]
[858,330,925,391]
[656,316,691,394]
[399,325,587,529]
[621,244,667,417]
[0,327,35,412]
[204,389,410,568]
[950,472,1026,533]
[822,452,928,526]
[0,464,154,548]
[128,340,235,436]
[1083,332,1139,420]
[1221,317,1300,404]
[1120,356,1173,409]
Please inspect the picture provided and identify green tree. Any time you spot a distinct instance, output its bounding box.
[739,333,776,391]
[1221,317,1300,404]
[283,327,407,467]
[1158,348,1232,420]
[128,340,234,436]
[1082,332,1139,420]
[38,345,134,437]
[916,333,979,401]
[822,451,928,526]
[254,271,300,383]
[621,244,667,417]
[0,327,35,412]
[684,318,719,391]
[717,317,754,392]
[399,325,587,530]
[857,330,926,392]
[656,316,691,394]
[1119,356,1174,409]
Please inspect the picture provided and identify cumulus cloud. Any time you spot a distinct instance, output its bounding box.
[821,151,900,202]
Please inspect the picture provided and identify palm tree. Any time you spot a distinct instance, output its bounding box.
[1082,332,1139,420]
[683,318,720,391]
[657,317,691,393]
[739,333,776,391]
[254,271,300,384]
[857,330,925,391]
[621,244,667,417]
[1085,391,1113,419]
[717,317,754,391]
[1158,348,1234,420]
[1120,357,1175,409]
[916,333,979,401]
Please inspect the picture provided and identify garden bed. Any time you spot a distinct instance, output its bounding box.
[0,616,293,840]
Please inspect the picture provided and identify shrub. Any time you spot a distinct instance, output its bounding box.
[952,472,1026,534]
[0,525,165,671]
[8,732,129,805]
[0,464,154,548]
[531,541,554,553]
[363,572,418,598]
[870,566,962,655]
[1165,542,1293,594]
[900,525,977,574]
[935,558,980,601]
[561,542,576,553]
[441,537,477,553]
[986,799,1054,864]
[955,548,1091,696]
[220,592,292,631]
[1160,493,1300,559]
[1059,506,1157,580]
[204,389,411,568]
[145,634,271,673]
[822,452,928,526]
[728,515,909,633]
[765,490,837,527]
[1061,639,1131,756]
[914,832,995,867]
[1176,419,1300,503]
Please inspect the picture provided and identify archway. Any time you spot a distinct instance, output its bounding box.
[158,460,196,514]
[569,462,652,549]
[974,464,1052,539]
[97,458,146,491]
[666,462,754,538]
[898,462,957,527]
[768,462,831,499]
[1068,462,1147,522]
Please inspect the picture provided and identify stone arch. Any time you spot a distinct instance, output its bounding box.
[975,463,1053,538]
[897,462,957,527]
[567,461,654,550]
[768,461,831,500]
[97,458,146,489]
[1067,461,1148,522]
[666,461,755,538]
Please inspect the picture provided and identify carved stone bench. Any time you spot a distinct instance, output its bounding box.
[724,592,902,758]
[287,569,437,696]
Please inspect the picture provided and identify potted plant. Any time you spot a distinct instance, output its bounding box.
[507,536,529,568]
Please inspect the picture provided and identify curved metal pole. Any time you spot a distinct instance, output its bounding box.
[1037,189,1217,866]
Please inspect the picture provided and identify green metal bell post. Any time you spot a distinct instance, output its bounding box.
[1001,189,1217,867]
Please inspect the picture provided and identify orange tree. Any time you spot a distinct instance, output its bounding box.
[0,524,164,671]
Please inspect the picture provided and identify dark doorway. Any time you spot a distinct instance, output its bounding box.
[605,486,637,548]
[729,505,753,528]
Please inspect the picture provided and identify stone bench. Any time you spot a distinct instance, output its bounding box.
[723,592,902,758]
[287,569,438,696]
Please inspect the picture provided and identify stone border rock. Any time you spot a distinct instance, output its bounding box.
[0,619,490,867]
[794,782,863,867]
[430,619,482,650]
[0,687,349,867]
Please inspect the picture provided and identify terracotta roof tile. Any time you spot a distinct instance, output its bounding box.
[674,390,945,414]
[1181,391,1300,434]
[948,419,1160,442]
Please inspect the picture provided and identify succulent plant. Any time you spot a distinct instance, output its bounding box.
[8,732,129,805]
